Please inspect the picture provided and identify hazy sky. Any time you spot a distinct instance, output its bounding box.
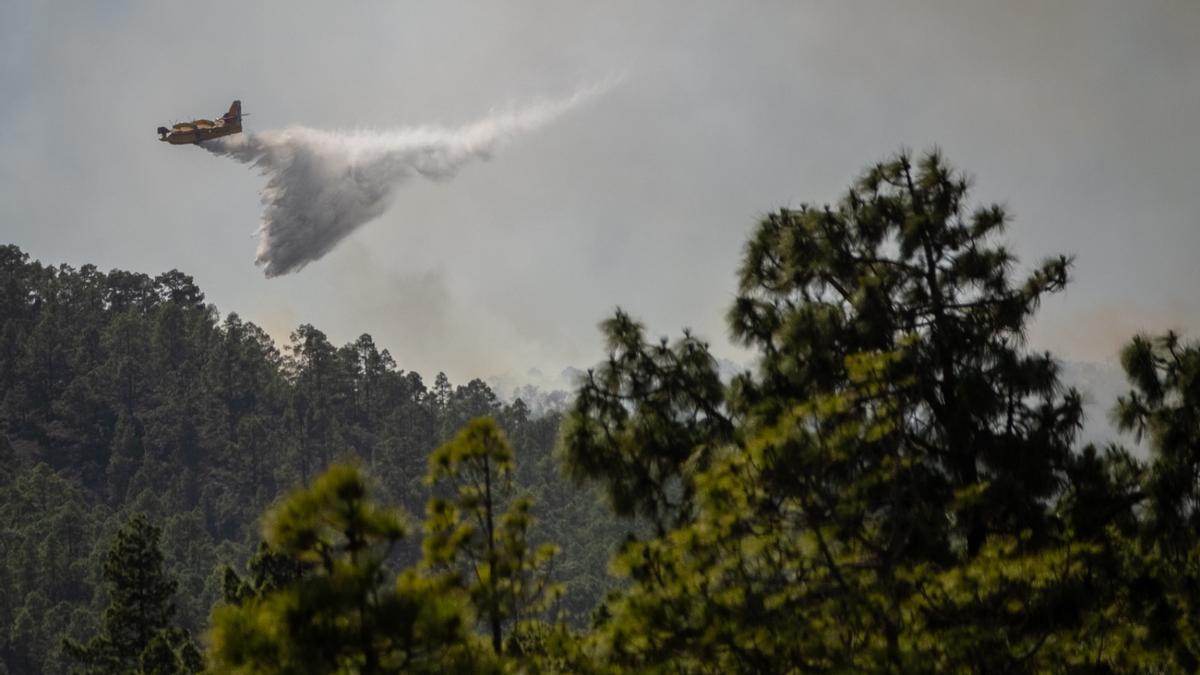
[3,1,1199,387]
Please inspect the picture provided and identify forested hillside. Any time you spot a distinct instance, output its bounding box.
[0,246,623,673]
[8,152,1200,673]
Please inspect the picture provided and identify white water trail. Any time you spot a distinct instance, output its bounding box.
[205,86,603,277]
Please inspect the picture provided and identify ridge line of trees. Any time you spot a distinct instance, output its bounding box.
[0,244,622,673]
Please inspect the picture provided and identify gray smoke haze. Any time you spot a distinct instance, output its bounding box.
[6,2,1200,386]
[204,86,604,277]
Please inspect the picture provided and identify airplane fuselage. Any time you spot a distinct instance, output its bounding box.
[159,122,242,145]
[157,100,244,145]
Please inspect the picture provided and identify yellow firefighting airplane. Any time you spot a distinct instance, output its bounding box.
[157,100,244,145]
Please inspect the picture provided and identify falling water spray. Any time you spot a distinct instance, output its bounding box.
[204,86,604,277]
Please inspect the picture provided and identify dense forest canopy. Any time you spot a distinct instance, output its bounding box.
[0,244,622,673]
[4,151,1200,672]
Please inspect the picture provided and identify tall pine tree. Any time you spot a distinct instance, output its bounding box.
[563,151,1108,671]
[423,418,561,655]
[63,514,200,674]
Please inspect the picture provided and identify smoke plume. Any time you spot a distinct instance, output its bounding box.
[204,87,601,277]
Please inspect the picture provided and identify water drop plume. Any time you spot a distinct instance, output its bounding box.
[205,85,605,277]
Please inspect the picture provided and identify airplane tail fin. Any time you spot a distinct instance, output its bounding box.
[225,100,242,120]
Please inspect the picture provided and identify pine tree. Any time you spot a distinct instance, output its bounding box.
[285,324,343,482]
[423,418,561,654]
[63,514,200,674]
[561,312,732,533]
[1109,332,1200,668]
[209,465,495,674]
[725,150,1080,556]
[563,151,1108,671]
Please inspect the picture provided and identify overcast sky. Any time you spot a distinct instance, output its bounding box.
[2,1,1199,390]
